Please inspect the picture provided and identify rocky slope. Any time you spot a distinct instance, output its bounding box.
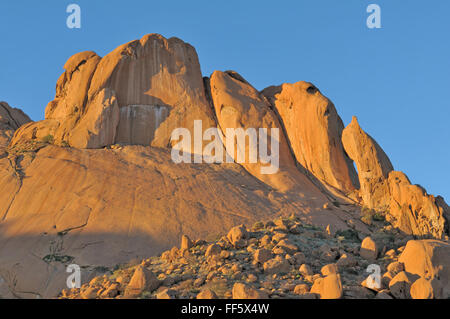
[59,217,450,300]
[0,33,449,299]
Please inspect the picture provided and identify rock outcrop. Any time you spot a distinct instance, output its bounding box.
[0,102,31,148]
[262,82,359,196]
[209,71,325,196]
[342,116,394,211]
[342,116,448,238]
[11,34,216,150]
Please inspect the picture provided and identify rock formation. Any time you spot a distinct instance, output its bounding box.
[1,33,449,299]
[342,116,394,210]
[262,82,359,196]
[342,116,448,239]
[11,34,216,151]
[209,71,326,195]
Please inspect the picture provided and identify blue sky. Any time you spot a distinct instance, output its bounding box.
[0,0,449,200]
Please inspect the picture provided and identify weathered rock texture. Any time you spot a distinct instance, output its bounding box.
[262,83,359,196]
[342,116,394,210]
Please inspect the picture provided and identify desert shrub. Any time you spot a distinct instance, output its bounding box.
[41,135,54,144]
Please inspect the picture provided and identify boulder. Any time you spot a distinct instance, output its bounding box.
[197,289,218,299]
[388,271,417,299]
[310,274,343,299]
[205,244,221,258]
[399,240,450,298]
[124,266,160,298]
[253,249,273,264]
[360,237,378,261]
[181,235,193,251]
[263,257,291,274]
[321,264,338,276]
[410,277,434,299]
[227,225,249,248]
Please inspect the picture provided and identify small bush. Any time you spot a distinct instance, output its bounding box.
[41,135,54,144]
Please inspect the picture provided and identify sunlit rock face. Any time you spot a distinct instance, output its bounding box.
[10,34,216,150]
[116,105,170,145]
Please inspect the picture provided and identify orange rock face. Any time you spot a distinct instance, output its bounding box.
[342,116,394,211]
[11,34,216,150]
[262,82,359,195]
[399,240,450,298]
[209,71,325,196]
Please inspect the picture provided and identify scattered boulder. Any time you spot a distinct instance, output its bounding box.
[299,264,314,276]
[205,244,222,258]
[398,240,450,298]
[227,225,249,248]
[197,289,218,299]
[360,237,378,261]
[321,264,338,276]
[275,239,298,255]
[388,271,417,299]
[310,274,343,299]
[181,235,193,251]
[253,249,273,264]
[293,284,310,295]
[232,283,268,299]
[263,257,291,275]
[124,266,160,298]
[156,288,177,299]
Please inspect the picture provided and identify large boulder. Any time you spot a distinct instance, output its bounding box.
[399,240,450,298]
[262,82,359,195]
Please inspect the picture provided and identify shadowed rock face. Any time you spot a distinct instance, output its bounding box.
[11,34,216,150]
[262,82,359,196]
[0,145,356,298]
[0,102,31,148]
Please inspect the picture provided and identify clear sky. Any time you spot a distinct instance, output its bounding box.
[0,0,449,200]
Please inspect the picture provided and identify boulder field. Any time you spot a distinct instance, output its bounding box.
[0,33,448,298]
